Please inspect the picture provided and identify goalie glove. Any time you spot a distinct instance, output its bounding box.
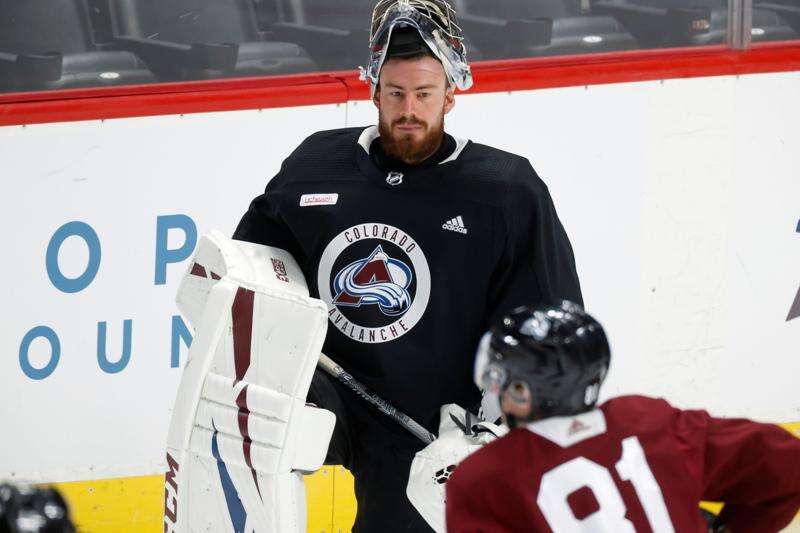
[406,404,507,532]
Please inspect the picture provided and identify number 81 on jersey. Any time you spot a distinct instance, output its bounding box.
[538,437,675,532]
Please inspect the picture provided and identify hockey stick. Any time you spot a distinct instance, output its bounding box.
[318,353,436,444]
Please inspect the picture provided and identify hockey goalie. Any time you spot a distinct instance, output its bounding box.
[163,231,508,532]
[163,231,335,532]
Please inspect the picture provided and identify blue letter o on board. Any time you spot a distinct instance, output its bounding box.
[19,326,61,380]
[46,221,101,293]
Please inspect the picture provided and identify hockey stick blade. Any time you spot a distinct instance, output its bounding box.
[318,353,435,444]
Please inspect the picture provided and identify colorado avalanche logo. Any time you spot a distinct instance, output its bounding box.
[318,223,431,344]
[333,245,413,316]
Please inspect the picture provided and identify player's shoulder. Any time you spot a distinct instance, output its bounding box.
[458,141,533,183]
[449,428,527,488]
[600,395,686,432]
[450,138,549,205]
[289,126,364,159]
[273,127,365,186]
[301,126,365,144]
[602,394,677,416]
[602,394,675,412]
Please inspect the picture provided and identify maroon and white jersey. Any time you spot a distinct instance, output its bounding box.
[446,395,800,532]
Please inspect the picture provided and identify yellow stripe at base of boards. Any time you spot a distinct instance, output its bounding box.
[47,422,800,532]
[50,466,356,533]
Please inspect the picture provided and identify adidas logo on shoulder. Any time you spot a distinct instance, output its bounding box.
[442,216,468,234]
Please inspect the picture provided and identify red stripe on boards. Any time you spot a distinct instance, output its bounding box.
[0,42,798,126]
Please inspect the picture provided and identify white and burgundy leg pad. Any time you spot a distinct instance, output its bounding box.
[164,231,335,533]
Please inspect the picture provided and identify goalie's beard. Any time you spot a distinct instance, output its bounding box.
[378,111,445,165]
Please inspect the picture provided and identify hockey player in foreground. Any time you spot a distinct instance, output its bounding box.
[446,302,800,532]
[229,0,581,530]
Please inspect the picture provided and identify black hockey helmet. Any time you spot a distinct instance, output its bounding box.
[474,301,610,424]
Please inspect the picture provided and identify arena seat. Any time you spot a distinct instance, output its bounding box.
[97,0,318,80]
[453,0,639,59]
[592,0,798,47]
[255,0,373,70]
[256,0,487,71]
[0,0,155,92]
[755,0,800,36]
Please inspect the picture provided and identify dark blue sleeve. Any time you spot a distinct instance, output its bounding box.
[486,159,582,324]
[232,171,306,264]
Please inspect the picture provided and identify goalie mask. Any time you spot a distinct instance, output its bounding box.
[474,301,610,426]
[361,0,473,92]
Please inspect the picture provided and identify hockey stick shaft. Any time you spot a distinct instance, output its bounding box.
[318,353,435,444]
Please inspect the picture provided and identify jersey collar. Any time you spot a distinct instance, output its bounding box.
[525,409,607,448]
[355,125,470,187]
[357,125,469,163]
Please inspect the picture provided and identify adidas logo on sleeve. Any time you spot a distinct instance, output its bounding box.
[442,216,468,234]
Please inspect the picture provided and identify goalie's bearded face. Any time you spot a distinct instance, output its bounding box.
[374,55,455,165]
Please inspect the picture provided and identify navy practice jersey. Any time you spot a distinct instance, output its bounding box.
[446,396,800,532]
[233,126,582,431]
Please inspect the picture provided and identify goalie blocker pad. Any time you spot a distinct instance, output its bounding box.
[164,231,335,533]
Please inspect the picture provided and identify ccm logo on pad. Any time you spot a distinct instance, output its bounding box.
[300,193,338,207]
[164,452,179,529]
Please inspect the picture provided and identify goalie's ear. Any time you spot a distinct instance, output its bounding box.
[176,231,309,330]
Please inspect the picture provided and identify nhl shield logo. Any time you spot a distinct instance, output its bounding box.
[318,223,431,344]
